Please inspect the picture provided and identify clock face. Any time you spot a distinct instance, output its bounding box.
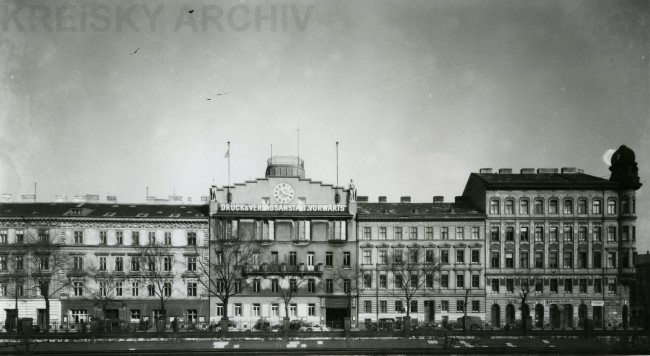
[273,183,295,204]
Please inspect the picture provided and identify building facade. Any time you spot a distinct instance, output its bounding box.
[462,145,641,329]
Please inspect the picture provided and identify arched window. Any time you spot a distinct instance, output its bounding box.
[563,199,573,214]
[519,199,529,215]
[549,199,558,214]
[534,199,544,214]
[622,198,629,214]
[490,199,500,214]
[607,199,617,214]
[505,200,514,214]
[592,200,602,214]
[578,199,587,214]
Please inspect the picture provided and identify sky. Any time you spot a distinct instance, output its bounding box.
[0,0,648,249]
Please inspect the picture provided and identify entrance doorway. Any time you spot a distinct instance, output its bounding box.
[105,309,119,319]
[623,305,628,329]
[4,309,17,332]
[562,304,573,328]
[593,306,603,328]
[37,309,47,330]
[505,304,515,326]
[325,308,347,329]
[550,304,560,329]
[423,301,435,322]
[578,304,587,328]
[490,304,500,328]
[535,304,544,328]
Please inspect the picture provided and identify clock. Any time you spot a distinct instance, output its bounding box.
[273,183,295,204]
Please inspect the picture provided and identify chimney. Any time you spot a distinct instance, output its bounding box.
[520,168,535,174]
[1,194,12,202]
[106,195,117,203]
[200,196,209,203]
[433,196,444,203]
[85,194,100,202]
[357,196,369,202]
[72,195,85,202]
[169,195,183,204]
[400,196,411,203]
[479,168,493,174]
[54,195,68,202]
[378,196,387,203]
[455,196,465,203]
[21,194,36,202]
[561,167,578,174]
[537,168,559,174]
[498,168,512,174]
[146,196,157,204]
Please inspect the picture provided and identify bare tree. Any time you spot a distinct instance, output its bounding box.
[83,263,125,321]
[334,264,364,320]
[137,243,175,321]
[275,258,307,321]
[24,230,72,332]
[1,252,27,331]
[196,218,259,323]
[514,272,538,331]
[387,248,440,322]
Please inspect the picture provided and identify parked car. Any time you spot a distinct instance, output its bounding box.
[378,318,395,331]
[253,319,270,331]
[457,316,482,330]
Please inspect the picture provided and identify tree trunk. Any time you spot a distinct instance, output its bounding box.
[463,289,470,331]
[44,296,50,333]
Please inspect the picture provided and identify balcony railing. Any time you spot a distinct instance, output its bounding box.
[244,263,323,276]
[267,156,304,167]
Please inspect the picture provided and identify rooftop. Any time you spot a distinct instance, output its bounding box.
[472,172,618,189]
[357,202,484,220]
[0,203,209,219]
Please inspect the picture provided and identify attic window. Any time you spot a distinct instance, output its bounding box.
[103,212,116,217]
[136,213,149,217]
[170,213,181,217]
[68,209,83,216]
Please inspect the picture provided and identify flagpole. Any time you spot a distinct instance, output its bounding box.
[227,141,231,203]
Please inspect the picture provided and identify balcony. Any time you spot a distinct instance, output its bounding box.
[267,156,304,167]
[244,263,323,276]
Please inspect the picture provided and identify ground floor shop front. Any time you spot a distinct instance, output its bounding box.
[1,299,61,331]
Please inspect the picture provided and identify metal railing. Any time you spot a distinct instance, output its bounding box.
[267,156,304,167]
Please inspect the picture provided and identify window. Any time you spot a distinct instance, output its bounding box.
[186,309,198,323]
[491,252,500,268]
[164,232,172,245]
[607,199,616,214]
[608,278,616,293]
[130,309,140,321]
[593,226,602,242]
[364,301,372,313]
[506,227,514,241]
[271,304,279,317]
[454,226,464,239]
[132,231,140,245]
[607,226,617,242]
[456,250,464,264]
[99,231,107,245]
[164,256,172,271]
[290,279,297,292]
[490,226,499,241]
[252,304,260,317]
[395,301,403,313]
[116,231,123,245]
[132,282,139,297]
[163,282,172,297]
[70,256,83,270]
[623,198,631,215]
[519,227,528,242]
[622,226,629,241]
[380,250,388,264]
[578,226,587,242]
[74,281,84,296]
[441,274,449,288]
[271,279,279,293]
[426,274,434,288]
[578,252,587,268]
[549,227,558,242]
[594,279,602,293]
[380,301,387,313]
[472,301,480,313]
[15,230,24,244]
[379,227,387,240]
[74,231,84,244]
[472,274,480,288]
[394,275,403,289]
[471,250,480,263]
[506,279,514,293]
[593,200,602,214]
[410,227,418,240]
[115,257,123,272]
[490,200,500,214]
[325,252,333,267]
[0,229,6,244]
[622,250,630,268]
[472,227,480,240]
[362,250,371,264]
[410,274,418,288]
[234,304,242,317]
[441,250,449,264]
[441,301,449,312]
[607,252,617,268]
[308,304,316,316]
[534,226,543,242]
[394,227,403,240]
[216,304,224,317]
[326,279,333,293]
[564,279,573,293]
[187,282,197,297]
[307,279,315,293]
[234,279,241,293]
[187,257,196,271]
[456,274,464,289]
[563,200,573,214]
[364,274,372,289]
[115,282,123,296]
[520,199,529,214]
[363,227,371,240]
[411,300,418,313]
[15,255,23,270]
[0,256,6,270]
[289,251,297,266]
[505,200,514,214]
[564,226,573,242]
[379,275,387,289]
[289,304,297,317]
[549,199,558,214]
[425,226,433,240]
[563,252,573,268]
[579,279,587,293]
[253,279,261,293]
[520,252,529,268]
[410,249,419,263]
[130,258,140,272]
[394,250,403,263]
[491,279,499,293]
[549,252,558,268]
[441,227,449,240]
[187,232,197,246]
[578,199,587,214]
[148,232,156,245]
[535,279,543,292]
[340,251,350,267]
[593,251,602,268]
[534,199,544,214]
[550,279,558,293]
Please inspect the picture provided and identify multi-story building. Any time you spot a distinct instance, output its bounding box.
[462,145,641,329]
[0,203,209,331]
[207,156,357,328]
[355,195,486,327]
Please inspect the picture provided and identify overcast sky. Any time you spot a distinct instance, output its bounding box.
[1,0,648,250]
